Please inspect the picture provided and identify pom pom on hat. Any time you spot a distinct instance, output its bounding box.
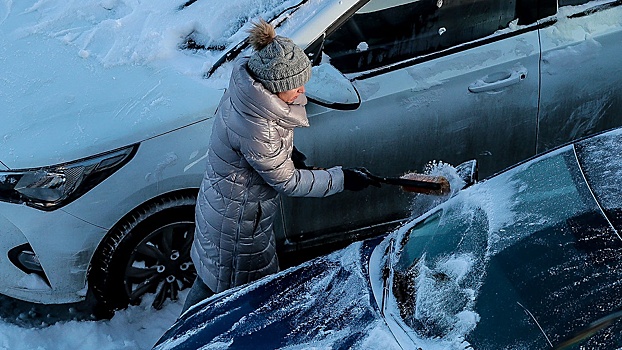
[247,19,311,93]
[248,19,276,51]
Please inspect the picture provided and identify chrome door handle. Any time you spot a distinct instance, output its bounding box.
[469,69,528,93]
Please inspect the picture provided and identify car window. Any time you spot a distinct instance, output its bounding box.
[392,207,489,338]
[391,146,622,346]
[322,0,520,73]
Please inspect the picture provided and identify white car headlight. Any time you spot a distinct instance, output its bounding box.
[0,145,137,210]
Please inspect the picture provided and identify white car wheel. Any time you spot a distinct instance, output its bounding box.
[88,194,196,313]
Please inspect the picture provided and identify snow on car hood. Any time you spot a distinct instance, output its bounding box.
[155,239,401,350]
[0,28,221,169]
[0,3,220,169]
[0,0,307,169]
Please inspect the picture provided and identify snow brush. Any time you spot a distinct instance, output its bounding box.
[361,169,451,195]
[359,159,478,195]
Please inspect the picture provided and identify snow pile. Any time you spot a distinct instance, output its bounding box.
[542,2,622,73]
[555,1,622,40]
[0,292,185,350]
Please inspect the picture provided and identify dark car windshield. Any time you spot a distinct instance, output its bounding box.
[574,129,622,232]
[393,143,622,348]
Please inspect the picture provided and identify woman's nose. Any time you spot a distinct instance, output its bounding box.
[298,86,305,93]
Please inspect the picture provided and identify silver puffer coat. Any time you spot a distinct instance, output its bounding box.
[191,58,344,293]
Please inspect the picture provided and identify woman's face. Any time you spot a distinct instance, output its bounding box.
[277,86,305,104]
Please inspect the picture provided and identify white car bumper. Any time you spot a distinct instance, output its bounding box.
[0,202,105,304]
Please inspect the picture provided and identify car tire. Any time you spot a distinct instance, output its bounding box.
[88,193,197,313]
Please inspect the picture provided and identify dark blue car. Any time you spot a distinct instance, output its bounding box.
[154,127,622,349]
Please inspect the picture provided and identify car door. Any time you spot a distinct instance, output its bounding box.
[280,0,544,249]
[537,0,622,152]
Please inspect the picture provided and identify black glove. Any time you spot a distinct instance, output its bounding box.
[291,146,309,169]
[342,168,381,191]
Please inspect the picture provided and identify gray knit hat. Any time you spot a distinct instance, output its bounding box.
[247,19,311,93]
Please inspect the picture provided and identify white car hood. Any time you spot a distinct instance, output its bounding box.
[1,14,221,170]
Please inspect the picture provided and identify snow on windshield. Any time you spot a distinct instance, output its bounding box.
[6,0,304,83]
[410,253,480,336]
[406,161,469,218]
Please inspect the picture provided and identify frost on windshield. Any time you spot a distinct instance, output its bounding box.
[390,146,600,345]
[574,128,622,230]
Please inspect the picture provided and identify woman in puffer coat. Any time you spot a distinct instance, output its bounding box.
[182,19,378,313]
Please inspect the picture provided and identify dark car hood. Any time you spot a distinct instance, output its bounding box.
[154,239,395,350]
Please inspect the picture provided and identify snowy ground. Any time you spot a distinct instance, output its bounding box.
[0,292,186,350]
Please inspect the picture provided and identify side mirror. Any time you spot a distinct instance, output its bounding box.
[305,63,361,110]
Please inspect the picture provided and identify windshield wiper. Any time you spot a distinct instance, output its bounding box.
[178,0,198,10]
[204,0,309,78]
[380,238,395,317]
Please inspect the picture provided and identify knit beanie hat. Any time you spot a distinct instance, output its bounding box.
[247,19,311,93]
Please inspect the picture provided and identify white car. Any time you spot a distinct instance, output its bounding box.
[1,0,621,311]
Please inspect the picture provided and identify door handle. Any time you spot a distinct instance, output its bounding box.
[468,69,528,93]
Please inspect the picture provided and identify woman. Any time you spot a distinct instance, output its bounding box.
[183,19,377,313]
